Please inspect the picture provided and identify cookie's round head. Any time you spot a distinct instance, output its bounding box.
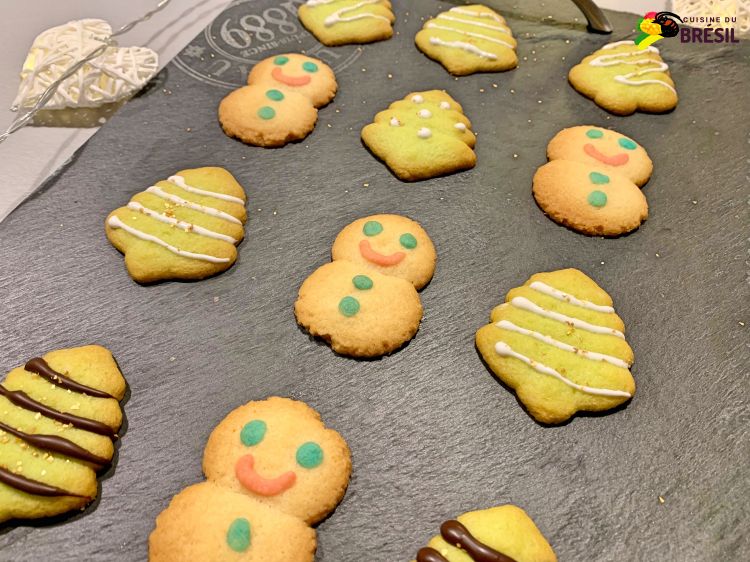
[247,53,337,108]
[547,126,653,187]
[203,397,351,525]
[331,214,436,290]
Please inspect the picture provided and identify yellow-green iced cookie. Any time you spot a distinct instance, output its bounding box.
[331,214,436,290]
[475,269,635,424]
[415,4,517,76]
[149,397,351,561]
[106,166,247,283]
[414,505,556,562]
[568,40,678,115]
[0,345,126,523]
[298,0,395,46]
[361,90,476,181]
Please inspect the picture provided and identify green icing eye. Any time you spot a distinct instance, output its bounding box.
[257,106,276,120]
[296,442,324,468]
[240,420,267,446]
[587,190,608,207]
[266,89,284,101]
[302,61,318,73]
[618,137,637,150]
[363,220,383,236]
[226,518,251,552]
[589,172,610,185]
[338,296,360,317]
[274,56,289,66]
[586,129,604,139]
[352,275,373,290]
[399,233,417,249]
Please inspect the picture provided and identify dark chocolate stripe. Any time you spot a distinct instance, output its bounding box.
[0,421,109,468]
[0,385,115,437]
[0,465,87,498]
[417,547,450,562]
[440,520,517,562]
[25,357,115,399]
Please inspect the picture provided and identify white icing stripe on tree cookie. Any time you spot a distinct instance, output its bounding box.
[436,14,510,33]
[107,216,230,263]
[323,0,390,27]
[589,44,675,93]
[510,297,625,338]
[601,40,641,49]
[529,281,615,313]
[495,320,630,368]
[495,341,632,397]
[168,175,244,205]
[146,186,242,225]
[449,6,504,22]
[428,37,498,60]
[127,202,237,244]
[614,69,676,93]
[425,22,514,48]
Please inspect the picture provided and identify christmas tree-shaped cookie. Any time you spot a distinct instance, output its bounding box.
[361,90,476,181]
[298,0,396,46]
[476,269,635,424]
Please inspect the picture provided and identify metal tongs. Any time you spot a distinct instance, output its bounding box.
[571,0,613,33]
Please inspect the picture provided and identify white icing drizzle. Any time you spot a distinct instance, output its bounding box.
[389,117,400,126]
[439,101,451,109]
[428,37,498,60]
[322,0,390,27]
[107,216,230,263]
[126,202,237,244]
[417,127,432,139]
[449,6,504,23]
[495,341,632,398]
[495,320,630,369]
[411,94,424,103]
[418,109,432,118]
[454,122,467,131]
[436,14,510,33]
[530,281,615,313]
[425,22,514,48]
[146,186,242,225]
[589,42,675,94]
[510,297,625,339]
[168,175,244,205]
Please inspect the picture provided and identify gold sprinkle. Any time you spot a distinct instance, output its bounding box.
[387,73,393,79]
[213,296,219,303]
[16,460,22,466]
[34,412,41,420]
[363,183,369,187]
[739,321,745,327]
[479,88,485,93]
[41,469,47,476]
[658,496,665,504]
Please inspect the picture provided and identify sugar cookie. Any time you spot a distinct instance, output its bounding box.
[476,269,636,424]
[298,0,395,46]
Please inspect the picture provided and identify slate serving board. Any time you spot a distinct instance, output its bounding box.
[1,0,748,560]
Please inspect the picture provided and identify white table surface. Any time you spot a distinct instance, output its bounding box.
[0,0,663,223]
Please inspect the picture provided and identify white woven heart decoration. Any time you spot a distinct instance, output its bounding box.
[13,19,158,110]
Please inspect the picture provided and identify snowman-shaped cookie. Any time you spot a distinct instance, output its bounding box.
[219,53,337,147]
[149,397,351,561]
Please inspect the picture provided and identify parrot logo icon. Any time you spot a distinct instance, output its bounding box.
[635,11,683,49]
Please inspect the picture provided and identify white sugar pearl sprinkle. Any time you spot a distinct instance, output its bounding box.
[418,109,432,118]
[417,127,432,139]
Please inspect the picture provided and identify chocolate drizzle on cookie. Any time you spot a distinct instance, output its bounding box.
[0,421,108,467]
[0,466,87,498]
[416,520,518,562]
[24,357,115,399]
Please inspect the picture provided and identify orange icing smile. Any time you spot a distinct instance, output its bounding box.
[271,67,311,87]
[583,143,629,166]
[235,454,296,496]
[359,240,405,266]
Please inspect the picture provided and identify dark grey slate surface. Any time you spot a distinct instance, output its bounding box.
[1,0,748,560]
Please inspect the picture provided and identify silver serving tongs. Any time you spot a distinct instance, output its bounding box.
[571,0,613,33]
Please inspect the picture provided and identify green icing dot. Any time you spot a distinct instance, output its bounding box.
[258,106,276,120]
[302,61,318,73]
[296,442,324,468]
[266,89,284,101]
[589,171,610,185]
[240,420,266,446]
[363,220,383,236]
[352,275,373,290]
[587,190,608,208]
[274,55,289,66]
[399,233,417,249]
[226,518,251,552]
[586,129,604,139]
[618,137,637,150]
[338,296,360,317]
